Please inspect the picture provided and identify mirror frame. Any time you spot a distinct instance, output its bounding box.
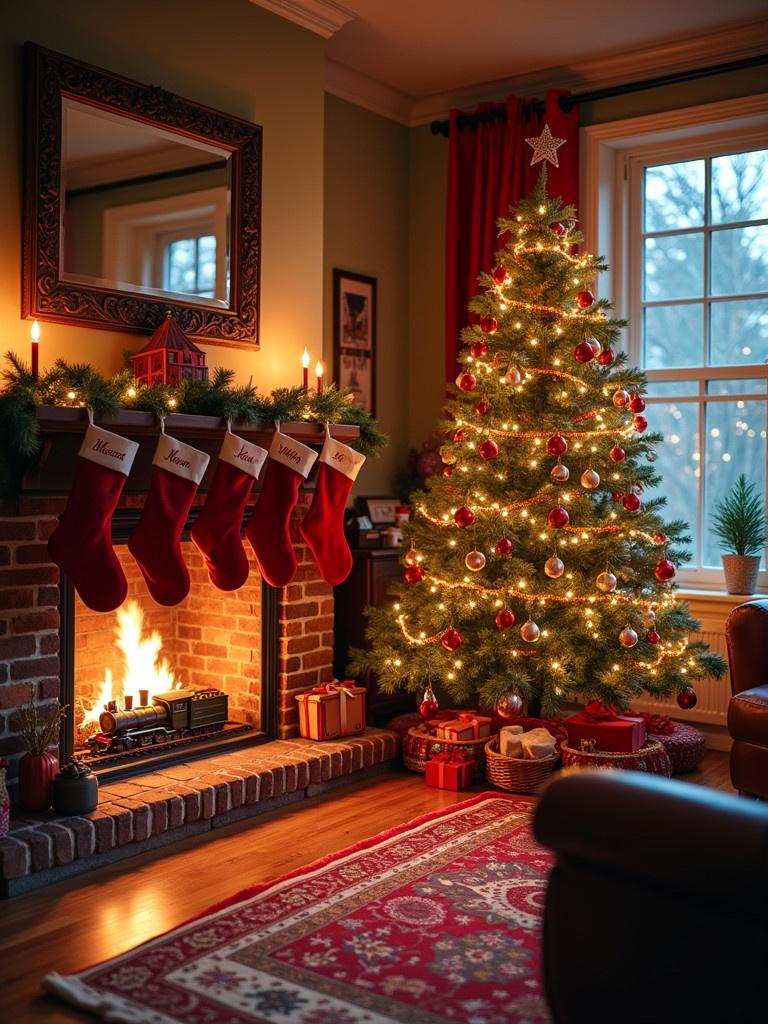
[22,44,262,346]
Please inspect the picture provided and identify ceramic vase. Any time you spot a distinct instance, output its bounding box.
[18,751,58,812]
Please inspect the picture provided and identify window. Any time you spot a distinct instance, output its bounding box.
[163,234,217,298]
[628,145,768,586]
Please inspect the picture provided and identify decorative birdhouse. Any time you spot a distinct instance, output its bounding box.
[130,312,208,387]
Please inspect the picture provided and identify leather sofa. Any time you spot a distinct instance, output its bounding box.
[725,598,768,798]
[533,771,768,1024]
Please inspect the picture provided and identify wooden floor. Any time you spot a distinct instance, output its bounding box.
[1,752,734,1023]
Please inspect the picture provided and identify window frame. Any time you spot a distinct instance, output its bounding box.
[581,96,768,592]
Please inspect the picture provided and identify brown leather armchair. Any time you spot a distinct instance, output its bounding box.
[725,598,768,798]
[533,771,768,1024]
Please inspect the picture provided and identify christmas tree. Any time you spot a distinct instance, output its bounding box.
[351,153,726,718]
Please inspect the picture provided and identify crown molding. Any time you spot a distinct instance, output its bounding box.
[325,16,768,127]
[249,0,354,38]
[325,59,413,125]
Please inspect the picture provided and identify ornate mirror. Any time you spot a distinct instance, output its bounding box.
[23,44,262,344]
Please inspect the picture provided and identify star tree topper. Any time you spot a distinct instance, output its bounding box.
[525,124,566,168]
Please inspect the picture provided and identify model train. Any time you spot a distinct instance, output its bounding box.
[86,688,229,755]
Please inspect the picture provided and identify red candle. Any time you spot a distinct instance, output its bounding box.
[316,360,324,395]
[302,347,310,389]
[30,320,40,379]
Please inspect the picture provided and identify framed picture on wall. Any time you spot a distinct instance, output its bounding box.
[333,269,376,415]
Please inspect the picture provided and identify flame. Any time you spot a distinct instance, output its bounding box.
[80,601,178,734]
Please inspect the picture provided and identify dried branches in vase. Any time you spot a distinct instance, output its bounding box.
[18,691,68,756]
[17,690,68,811]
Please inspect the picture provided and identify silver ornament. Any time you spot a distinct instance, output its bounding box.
[403,547,419,567]
[439,445,457,465]
[520,618,541,643]
[505,366,522,386]
[612,388,629,408]
[619,626,638,648]
[596,571,617,593]
[642,608,656,626]
[580,468,600,490]
[550,460,570,483]
[495,692,523,719]
[544,555,565,579]
[587,336,601,356]
[465,550,487,572]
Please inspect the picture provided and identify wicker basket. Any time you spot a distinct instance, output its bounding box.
[484,736,560,794]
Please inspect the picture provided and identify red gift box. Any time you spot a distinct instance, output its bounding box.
[456,712,493,739]
[566,701,646,753]
[425,750,475,790]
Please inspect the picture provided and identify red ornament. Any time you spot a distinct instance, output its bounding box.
[454,506,475,528]
[548,506,570,529]
[654,533,666,544]
[546,433,568,456]
[496,537,512,555]
[597,348,615,365]
[576,289,595,309]
[441,627,463,652]
[629,393,646,413]
[404,565,426,584]
[646,630,661,645]
[654,559,676,582]
[419,694,439,720]
[442,465,454,477]
[479,438,500,461]
[453,428,464,442]
[475,399,489,416]
[550,222,565,235]
[495,608,515,630]
[458,372,477,392]
[623,493,641,511]
[574,341,595,363]
[611,491,623,502]
[609,445,626,463]
[491,265,509,284]
[470,340,489,358]
[677,687,698,710]
[633,415,648,433]
[480,316,498,334]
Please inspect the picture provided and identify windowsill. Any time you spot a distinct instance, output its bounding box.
[675,588,766,604]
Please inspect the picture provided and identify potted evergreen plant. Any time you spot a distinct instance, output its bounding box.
[711,474,766,595]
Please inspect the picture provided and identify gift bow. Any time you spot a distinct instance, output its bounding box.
[312,681,358,698]
[432,750,473,763]
[634,711,674,735]
[583,700,622,722]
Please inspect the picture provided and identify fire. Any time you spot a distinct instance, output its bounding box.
[80,601,178,734]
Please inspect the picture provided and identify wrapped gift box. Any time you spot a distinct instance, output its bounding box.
[565,701,646,753]
[296,681,366,741]
[455,713,493,739]
[425,751,475,790]
[435,718,476,741]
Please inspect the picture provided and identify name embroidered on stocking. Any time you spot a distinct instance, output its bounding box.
[92,439,126,462]
[163,449,192,470]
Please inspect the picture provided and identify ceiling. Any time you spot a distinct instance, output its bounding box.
[252,1,768,124]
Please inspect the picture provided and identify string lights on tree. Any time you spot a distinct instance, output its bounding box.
[349,141,725,715]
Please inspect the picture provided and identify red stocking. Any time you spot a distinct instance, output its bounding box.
[128,432,210,606]
[245,430,317,588]
[191,431,267,591]
[300,432,365,585]
[48,422,139,612]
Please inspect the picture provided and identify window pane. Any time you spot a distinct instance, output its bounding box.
[711,149,768,225]
[645,380,699,397]
[710,225,768,297]
[706,378,768,395]
[644,234,704,301]
[647,402,699,564]
[644,161,705,232]
[166,238,196,293]
[710,299,768,366]
[197,235,217,292]
[643,303,702,368]
[703,400,767,568]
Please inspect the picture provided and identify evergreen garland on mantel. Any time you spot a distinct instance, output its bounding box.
[0,352,387,495]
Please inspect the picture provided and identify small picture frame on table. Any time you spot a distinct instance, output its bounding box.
[356,496,399,526]
[333,269,376,415]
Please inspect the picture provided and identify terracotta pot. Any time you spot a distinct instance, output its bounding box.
[722,554,761,595]
[18,751,59,812]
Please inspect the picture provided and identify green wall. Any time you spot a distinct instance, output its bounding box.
[323,94,409,494]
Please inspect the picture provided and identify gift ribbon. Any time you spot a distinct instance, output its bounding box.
[582,700,622,722]
[633,711,674,735]
[309,681,361,733]
[431,749,473,763]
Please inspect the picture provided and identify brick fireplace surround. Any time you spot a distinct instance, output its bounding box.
[0,489,398,895]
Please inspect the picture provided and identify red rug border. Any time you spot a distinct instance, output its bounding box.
[59,789,533,985]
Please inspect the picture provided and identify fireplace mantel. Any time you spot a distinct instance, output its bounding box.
[23,407,360,494]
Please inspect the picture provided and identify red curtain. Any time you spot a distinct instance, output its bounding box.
[445,90,579,382]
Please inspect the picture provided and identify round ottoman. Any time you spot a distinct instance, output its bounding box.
[653,722,707,774]
[559,737,672,777]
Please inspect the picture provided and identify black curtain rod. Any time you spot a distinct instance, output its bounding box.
[430,53,768,137]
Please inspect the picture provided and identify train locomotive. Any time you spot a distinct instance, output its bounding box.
[86,688,229,755]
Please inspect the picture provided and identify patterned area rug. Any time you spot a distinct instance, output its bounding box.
[45,793,551,1024]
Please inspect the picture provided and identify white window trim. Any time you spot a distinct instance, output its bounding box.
[581,94,768,595]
